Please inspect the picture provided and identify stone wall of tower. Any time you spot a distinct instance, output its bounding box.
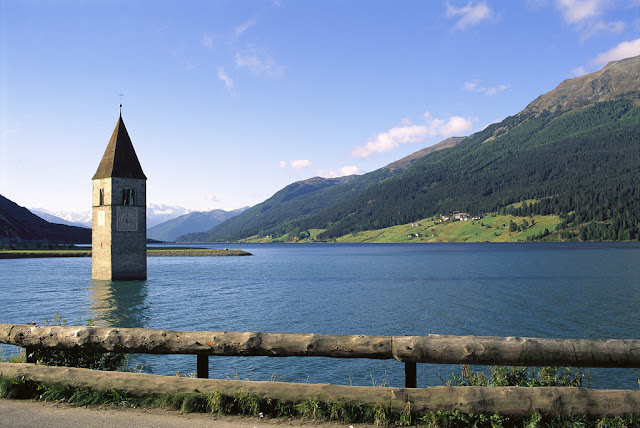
[92,177,147,280]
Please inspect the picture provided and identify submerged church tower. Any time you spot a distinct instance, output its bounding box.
[92,109,147,280]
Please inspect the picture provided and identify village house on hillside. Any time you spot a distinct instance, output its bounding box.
[438,212,483,223]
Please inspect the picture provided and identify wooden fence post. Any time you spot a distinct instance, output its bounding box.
[25,347,35,364]
[197,353,209,379]
[405,362,417,388]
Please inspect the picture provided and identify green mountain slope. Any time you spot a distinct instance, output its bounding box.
[0,194,91,245]
[176,137,466,242]
[148,207,247,242]
[181,55,640,243]
[312,93,640,240]
[177,174,374,242]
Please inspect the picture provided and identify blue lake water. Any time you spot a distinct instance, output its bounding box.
[1,242,640,389]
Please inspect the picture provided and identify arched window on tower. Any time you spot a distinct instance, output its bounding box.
[99,189,104,206]
[123,188,135,206]
[122,188,135,206]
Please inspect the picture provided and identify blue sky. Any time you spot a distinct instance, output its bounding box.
[1,0,639,213]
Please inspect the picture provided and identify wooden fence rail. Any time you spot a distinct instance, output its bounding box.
[2,362,640,418]
[2,323,640,389]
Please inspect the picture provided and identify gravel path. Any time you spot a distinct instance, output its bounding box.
[0,398,372,428]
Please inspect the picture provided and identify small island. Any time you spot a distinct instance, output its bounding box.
[0,248,251,259]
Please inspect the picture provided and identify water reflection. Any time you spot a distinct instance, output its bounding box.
[89,280,150,328]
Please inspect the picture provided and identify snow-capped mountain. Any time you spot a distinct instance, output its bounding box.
[146,204,194,228]
[30,203,195,229]
[30,208,92,228]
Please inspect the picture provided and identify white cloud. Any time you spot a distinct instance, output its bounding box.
[235,46,284,77]
[217,67,234,93]
[205,194,219,202]
[340,166,362,176]
[201,33,214,49]
[352,125,429,158]
[571,66,588,76]
[290,159,311,169]
[279,159,312,170]
[555,0,628,40]
[594,38,640,65]
[235,18,256,37]
[446,1,494,30]
[352,113,473,158]
[463,81,509,96]
[431,114,474,136]
[318,166,363,178]
[556,0,599,24]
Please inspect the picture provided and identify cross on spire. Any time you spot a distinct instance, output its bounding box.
[118,92,125,113]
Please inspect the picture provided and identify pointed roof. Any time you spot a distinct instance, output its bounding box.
[92,113,147,180]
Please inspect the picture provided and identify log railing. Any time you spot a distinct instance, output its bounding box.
[2,323,640,388]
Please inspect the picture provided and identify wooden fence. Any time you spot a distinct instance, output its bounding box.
[2,323,640,417]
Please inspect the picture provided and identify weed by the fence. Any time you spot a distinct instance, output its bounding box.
[0,348,26,363]
[442,364,588,387]
[0,377,39,399]
[180,393,209,413]
[296,397,325,420]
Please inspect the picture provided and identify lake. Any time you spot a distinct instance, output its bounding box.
[1,242,639,389]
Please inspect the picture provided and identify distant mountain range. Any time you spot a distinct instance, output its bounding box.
[29,203,218,230]
[147,207,249,242]
[30,208,92,228]
[145,204,194,228]
[178,55,640,243]
[1,195,91,245]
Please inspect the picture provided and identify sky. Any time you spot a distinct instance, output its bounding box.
[1,0,640,214]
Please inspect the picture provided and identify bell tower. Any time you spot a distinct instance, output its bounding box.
[92,108,147,280]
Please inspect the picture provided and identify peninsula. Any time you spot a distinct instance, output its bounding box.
[0,248,251,259]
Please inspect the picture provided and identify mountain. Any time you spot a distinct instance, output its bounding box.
[146,204,194,228]
[177,137,466,243]
[182,55,640,243]
[148,207,248,242]
[0,195,91,245]
[384,136,466,170]
[525,55,640,114]
[30,204,194,229]
[305,56,640,241]
[30,208,92,228]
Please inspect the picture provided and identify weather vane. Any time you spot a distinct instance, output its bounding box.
[118,92,124,112]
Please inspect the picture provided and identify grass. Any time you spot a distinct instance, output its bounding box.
[238,213,562,244]
[332,214,561,244]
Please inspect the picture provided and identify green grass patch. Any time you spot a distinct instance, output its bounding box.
[333,214,561,243]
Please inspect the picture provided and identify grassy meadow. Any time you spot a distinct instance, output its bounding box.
[240,213,561,244]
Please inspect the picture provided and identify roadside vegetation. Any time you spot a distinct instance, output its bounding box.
[0,364,637,426]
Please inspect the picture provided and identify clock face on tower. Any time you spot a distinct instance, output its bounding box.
[117,207,138,231]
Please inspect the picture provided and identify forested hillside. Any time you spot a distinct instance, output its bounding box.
[310,94,640,240]
[180,55,640,243]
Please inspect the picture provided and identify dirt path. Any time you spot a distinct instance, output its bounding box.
[0,398,375,428]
